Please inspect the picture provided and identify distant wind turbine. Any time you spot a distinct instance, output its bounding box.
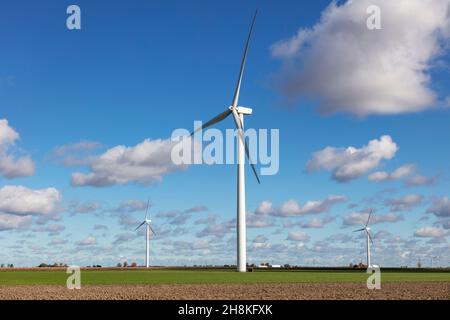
[353,209,374,268]
[189,10,260,272]
[135,198,156,268]
[430,255,439,268]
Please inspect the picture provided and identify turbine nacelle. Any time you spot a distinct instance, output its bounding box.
[134,198,156,236]
[229,106,253,115]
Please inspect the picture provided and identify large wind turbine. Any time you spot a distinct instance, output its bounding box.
[353,209,374,268]
[135,199,156,268]
[190,10,260,272]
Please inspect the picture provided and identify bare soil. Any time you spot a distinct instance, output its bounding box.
[0,282,448,300]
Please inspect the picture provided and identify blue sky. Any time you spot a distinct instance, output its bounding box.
[0,0,449,267]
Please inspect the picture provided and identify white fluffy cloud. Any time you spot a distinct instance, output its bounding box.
[52,140,101,157]
[427,197,450,217]
[157,210,192,226]
[252,235,271,249]
[113,233,136,245]
[0,213,32,231]
[369,164,415,182]
[369,164,437,187]
[255,195,346,217]
[367,171,389,182]
[405,175,438,187]
[0,119,35,178]
[50,140,102,166]
[271,0,450,116]
[0,185,61,216]
[386,194,423,212]
[196,221,233,239]
[76,236,97,246]
[49,238,68,246]
[287,231,310,242]
[173,239,210,251]
[114,199,148,213]
[301,217,336,229]
[414,226,449,238]
[69,201,101,215]
[0,119,19,146]
[33,224,65,235]
[306,136,398,182]
[246,212,274,228]
[71,138,186,187]
[255,201,274,215]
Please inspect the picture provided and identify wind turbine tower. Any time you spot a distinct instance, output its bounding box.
[189,10,260,272]
[353,209,374,268]
[135,199,156,268]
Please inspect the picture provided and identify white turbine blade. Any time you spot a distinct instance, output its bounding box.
[367,231,374,244]
[135,221,145,231]
[231,9,258,108]
[144,198,150,220]
[149,225,156,236]
[245,142,261,184]
[190,109,232,136]
[365,209,373,227]
[353,228,365,232]
[231,109,261,184]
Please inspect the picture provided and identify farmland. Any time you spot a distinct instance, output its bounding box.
[0,268,449,285]
[0,268,448,300]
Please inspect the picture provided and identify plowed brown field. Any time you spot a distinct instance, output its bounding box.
[0,282,448,300]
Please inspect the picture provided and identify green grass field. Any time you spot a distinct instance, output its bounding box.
[0,269,449,285]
